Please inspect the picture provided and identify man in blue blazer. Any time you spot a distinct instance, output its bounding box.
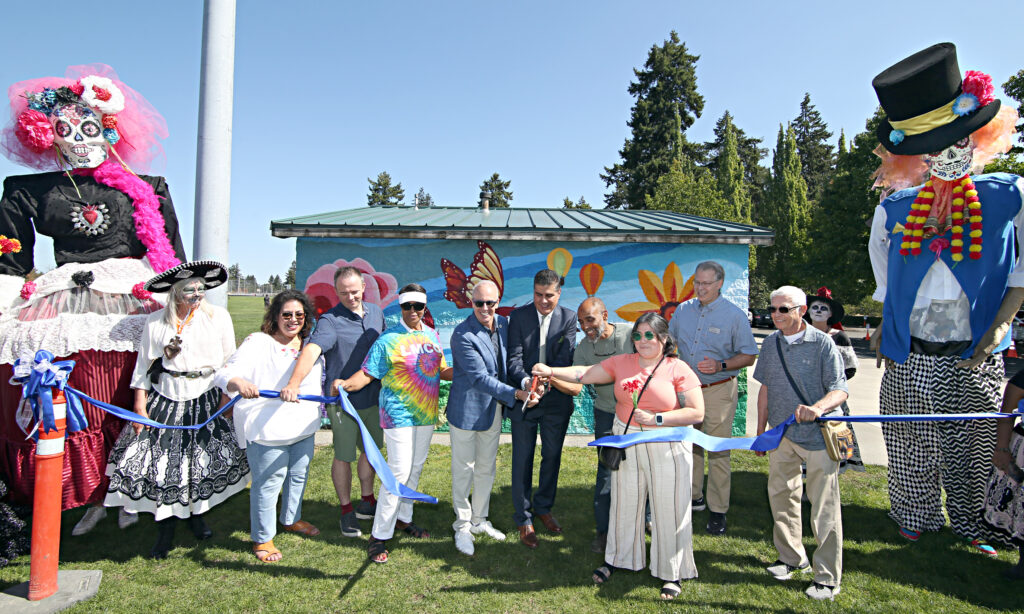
[447,280,537,556]
[506,269,578,548]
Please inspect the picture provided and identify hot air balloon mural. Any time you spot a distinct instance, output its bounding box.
[615,262,695,322]
[579,262,604,297]
[440,240,515,316]
[546,247,572,279]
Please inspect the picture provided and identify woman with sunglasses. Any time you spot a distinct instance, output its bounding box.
[533,312,704,601]
[104,261,249,559]
[340,283,453,563]
[214,290,323,562]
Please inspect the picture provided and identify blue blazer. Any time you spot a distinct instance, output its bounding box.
[446,314,518,431]
[506,303,577,414]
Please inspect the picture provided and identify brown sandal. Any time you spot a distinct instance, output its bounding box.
[281,520,320,536]
[253,540,282,563]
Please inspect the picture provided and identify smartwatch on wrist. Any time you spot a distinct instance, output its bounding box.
[720,361,728,372]
[655,413,664,426]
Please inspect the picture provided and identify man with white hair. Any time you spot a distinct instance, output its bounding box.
[753,285,848,601]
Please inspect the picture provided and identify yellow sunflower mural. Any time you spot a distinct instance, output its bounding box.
[615,262,695,322]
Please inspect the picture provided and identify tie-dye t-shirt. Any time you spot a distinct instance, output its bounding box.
[361,325,448,428]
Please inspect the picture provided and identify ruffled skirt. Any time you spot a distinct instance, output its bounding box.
[104,387,250,520]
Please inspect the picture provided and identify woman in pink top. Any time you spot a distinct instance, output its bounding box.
[534,312,703,601]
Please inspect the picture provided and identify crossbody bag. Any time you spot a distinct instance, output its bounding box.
[597,356,665,471]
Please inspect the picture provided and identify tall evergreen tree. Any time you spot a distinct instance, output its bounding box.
[792,93,835,203]
[804,109,887,305]
[759,124,810,289]
[715,116,751,224]
[702,111,768,224]
[479,173,512,207]
[367,172,405,207]
[837,129,847,156]
[284,260,296,289]
[562,196,591,209]
[601,31,704,209]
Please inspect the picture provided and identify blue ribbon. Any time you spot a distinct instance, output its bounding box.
[12,350,88,438]
[63,385,437,504]
[591,411,1024,451]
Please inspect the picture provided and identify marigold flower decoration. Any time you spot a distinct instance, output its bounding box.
[615,261,695,322]
[899,177,982,261]
[0,235,23,255]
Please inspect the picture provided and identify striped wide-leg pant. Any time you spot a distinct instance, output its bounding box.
[605,418,698,582]
[879,352,1001,540]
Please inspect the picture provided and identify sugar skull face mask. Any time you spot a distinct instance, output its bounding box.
[926,137,973,181]
[808,300,831,323]
[50,103,107,168]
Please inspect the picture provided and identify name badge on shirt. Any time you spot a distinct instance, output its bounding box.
[709,326,721,334]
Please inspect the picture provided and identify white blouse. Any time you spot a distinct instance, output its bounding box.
[130,305,236,401]
[214,332,323,448]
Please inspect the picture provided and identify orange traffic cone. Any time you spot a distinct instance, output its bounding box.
[864,325,871,342]
[1009,344,1019,359]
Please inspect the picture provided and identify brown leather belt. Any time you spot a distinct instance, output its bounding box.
[701,375,736,389]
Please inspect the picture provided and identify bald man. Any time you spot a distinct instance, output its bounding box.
[567,297,634,553]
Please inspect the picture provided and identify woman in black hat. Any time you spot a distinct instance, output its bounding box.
[868,42,1020,556]
[103,261,250,559]
[804,287,863,471]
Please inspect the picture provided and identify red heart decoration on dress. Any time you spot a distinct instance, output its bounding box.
[83,209,98,225]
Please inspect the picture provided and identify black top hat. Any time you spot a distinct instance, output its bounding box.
[804,287,845,328]
[144,260,228,293]
[873,42,1000,155]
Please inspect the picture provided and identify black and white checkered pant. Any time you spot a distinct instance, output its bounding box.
[879,352,1001,540]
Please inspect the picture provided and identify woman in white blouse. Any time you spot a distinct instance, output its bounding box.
[216,289,323,563]
[104,261,249,559]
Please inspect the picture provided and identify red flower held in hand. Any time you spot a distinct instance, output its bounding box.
[621,380,641,394]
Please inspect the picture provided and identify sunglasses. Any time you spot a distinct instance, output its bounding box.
[281,311,305,321]
[631,331,657,341]
[182,287,206,297]
[473,300,497,308]
[401,302,426,311]
[768,305,800,313]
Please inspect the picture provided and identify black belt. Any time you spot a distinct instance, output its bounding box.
[909,336,971,357]
[148,359,212,384]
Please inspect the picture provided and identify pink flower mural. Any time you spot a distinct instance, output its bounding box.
[304,258,399,316]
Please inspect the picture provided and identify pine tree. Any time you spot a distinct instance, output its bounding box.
[562,196,591,209]
[285,260,296,289]
[228,263,242,293]
[759,124,810,289]
[715,116,751,224]
[792,93,835,204]
[601,31,704,208]
[415,187,434,208]
[479,173,512,208]
[702,111,768,224]
[367,172,405,207]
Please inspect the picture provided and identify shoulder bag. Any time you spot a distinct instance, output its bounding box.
[598,356,665,471]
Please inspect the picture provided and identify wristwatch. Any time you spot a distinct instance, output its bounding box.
[721,361,728,372]
[655,413,664,426]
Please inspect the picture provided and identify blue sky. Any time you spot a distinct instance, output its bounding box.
[3,1,1023,281]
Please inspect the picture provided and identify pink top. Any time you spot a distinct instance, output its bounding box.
[599,354,701,424]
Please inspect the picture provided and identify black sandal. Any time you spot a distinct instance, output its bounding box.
[592,565,614,585]
[397,521,430,539]
[368,537,389,563]
[660,580,681,600]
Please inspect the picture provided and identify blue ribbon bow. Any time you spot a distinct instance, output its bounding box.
[12,350,88,439]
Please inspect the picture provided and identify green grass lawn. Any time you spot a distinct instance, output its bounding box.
[2,296,1021,612]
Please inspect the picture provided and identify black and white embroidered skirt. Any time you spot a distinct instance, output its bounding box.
[104,387,250,520]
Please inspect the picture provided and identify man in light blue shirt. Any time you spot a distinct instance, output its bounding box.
[669,261,758,536]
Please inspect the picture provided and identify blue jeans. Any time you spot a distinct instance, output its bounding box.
[246,436,315,543]
[593,410,615,535]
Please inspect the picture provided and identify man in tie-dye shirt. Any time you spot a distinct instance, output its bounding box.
[340,283,453,563]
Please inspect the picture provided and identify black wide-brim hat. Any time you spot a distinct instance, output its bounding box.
[804,293,845,328]
[873,42,1000,156]
[144,260,228,293]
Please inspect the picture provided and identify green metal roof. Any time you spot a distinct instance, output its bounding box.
[270,205,774,245]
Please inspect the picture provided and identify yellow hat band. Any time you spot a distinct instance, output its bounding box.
[888,95,960,137]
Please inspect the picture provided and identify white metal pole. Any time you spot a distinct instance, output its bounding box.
[192,0,236,308]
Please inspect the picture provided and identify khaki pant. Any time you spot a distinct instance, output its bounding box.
[692,378,738,513]
[450,411,503,533]
[767,437,843,587]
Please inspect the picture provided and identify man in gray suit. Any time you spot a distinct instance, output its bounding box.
[447,281,537,556]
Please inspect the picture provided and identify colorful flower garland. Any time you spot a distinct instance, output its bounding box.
[900,177,982,261]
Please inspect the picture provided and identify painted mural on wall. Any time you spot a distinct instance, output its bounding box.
[298,237,752,434]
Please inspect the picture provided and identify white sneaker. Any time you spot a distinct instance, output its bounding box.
[455,530,475,556]
[71,506,107,536]
[805,582,840,601]
[766,559,810,581]
[118,508,139,529]
[470,521,506,541]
